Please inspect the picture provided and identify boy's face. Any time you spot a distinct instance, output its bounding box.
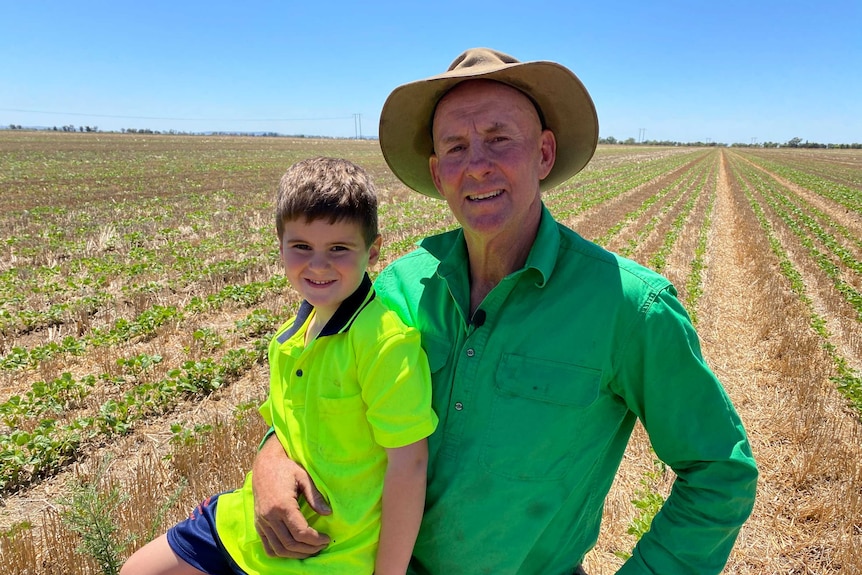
[279,217,381,319]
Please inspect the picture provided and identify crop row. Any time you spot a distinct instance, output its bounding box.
[647,156,716,274]
[1,136,386,344]
[729,157,862,412]
[0,306,281,493]
[595,154,711,251]
[0,273,289,372]
[740,153,862,214]
[741,149,862,191]
[546,150,708,222]
[736,156,862,255]
[682,180,717,327]
[730,156,862,320]
[1,224,275,337]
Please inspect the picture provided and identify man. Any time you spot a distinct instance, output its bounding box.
[252,48,758,574]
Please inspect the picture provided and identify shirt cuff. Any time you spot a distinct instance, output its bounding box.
[258,426,276,450]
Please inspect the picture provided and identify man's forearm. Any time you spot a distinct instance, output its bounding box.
[619,457,758,574]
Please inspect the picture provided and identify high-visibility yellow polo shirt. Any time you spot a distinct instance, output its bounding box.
[215,274,438,574]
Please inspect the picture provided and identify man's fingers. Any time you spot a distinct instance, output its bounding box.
[257,517,329,558]
[284,511,331,546]
[297,477,332,516]
[259,527,276,556]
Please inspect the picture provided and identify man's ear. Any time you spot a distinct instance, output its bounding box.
[429,154,443,194]
[538,129,557,181]
[368,234,383,267]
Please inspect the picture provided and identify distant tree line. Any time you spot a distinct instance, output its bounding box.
[3,125,284,136]
[728,136,861,149]
[7,124,100,132]
[39,125,101,132]
[120,128,287,137]
[599,136,725,147]
[598,135,862,149]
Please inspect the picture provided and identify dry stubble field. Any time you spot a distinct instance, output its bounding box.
[0,131,860,574]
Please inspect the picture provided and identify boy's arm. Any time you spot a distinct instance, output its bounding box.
[375,439,429,575]
[252,432,332,558]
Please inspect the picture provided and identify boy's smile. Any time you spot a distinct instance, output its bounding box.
[279,217,381,325]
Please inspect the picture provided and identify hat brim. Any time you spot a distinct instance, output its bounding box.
[379,59,599,199]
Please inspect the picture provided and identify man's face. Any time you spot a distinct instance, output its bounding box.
[429,80,556,242]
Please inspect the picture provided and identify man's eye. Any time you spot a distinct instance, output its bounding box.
[331,245,349,252]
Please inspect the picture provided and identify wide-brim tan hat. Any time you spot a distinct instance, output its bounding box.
[379,47,599,199]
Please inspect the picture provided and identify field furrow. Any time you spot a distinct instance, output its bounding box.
[727,155,862,382]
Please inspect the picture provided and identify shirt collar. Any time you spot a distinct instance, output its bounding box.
[524,204,561,288]
[421,203,561,289]
[277,273,375,344]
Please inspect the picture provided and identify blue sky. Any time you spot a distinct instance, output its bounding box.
[1,0,860,144]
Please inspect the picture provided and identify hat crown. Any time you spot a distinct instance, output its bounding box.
[448,48,520,73]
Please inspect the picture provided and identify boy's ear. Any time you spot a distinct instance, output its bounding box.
[368,234,383,266]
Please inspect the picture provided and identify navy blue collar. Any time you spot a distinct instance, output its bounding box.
[277,274,375,344]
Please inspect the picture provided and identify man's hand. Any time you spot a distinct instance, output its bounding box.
[252,433,332,557]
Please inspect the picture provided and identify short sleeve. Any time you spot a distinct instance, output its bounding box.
[354,307,438,449]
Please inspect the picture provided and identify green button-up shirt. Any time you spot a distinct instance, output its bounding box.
[375,204,757,575]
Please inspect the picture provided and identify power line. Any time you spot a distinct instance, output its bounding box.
[0,107,354,123]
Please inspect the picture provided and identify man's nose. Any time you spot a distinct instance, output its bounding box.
[465,141,492,178]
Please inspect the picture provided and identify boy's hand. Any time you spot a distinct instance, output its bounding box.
[252,434,332,558]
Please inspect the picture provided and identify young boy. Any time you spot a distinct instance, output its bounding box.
[121,157,438,575]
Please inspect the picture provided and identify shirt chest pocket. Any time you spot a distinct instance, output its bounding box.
[481,354,602,481]
[310,394,376,464]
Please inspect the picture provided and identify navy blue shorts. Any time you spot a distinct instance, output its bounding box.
[166,493,246,575]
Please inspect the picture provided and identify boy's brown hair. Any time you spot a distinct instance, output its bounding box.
[276,157,379,246]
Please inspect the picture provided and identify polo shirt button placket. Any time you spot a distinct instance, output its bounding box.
[454,402,463,411]
[466,348,475,357]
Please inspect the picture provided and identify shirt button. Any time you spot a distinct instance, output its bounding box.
[296,369,303,376]
[466,348,475,357]
[454,402,463,411]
